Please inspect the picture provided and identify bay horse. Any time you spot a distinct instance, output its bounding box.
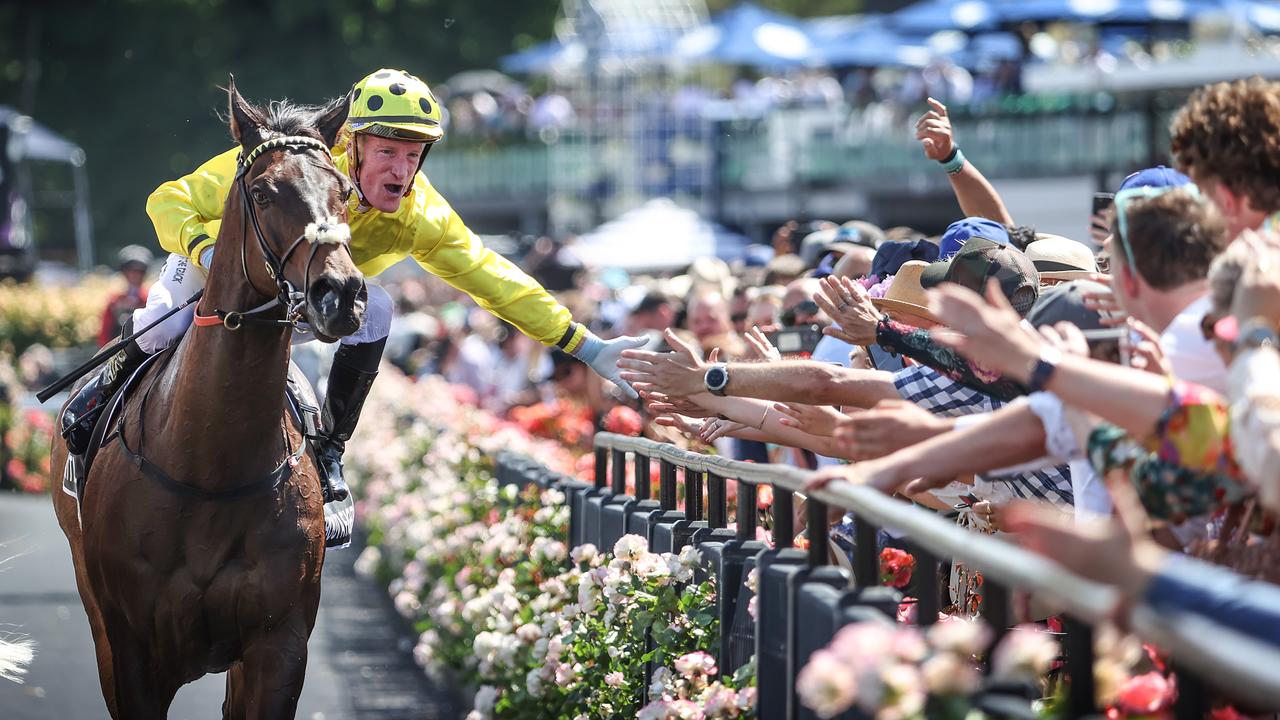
[50,80,365,719]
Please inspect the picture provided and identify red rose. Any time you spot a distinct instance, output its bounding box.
[603,406,644,436]
[1111,672,1175,716]
[879,547,916,589]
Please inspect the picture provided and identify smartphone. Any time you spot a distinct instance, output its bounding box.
[767,325,824,356]
[1091,192,1115,217]
[1083,327,1126,365]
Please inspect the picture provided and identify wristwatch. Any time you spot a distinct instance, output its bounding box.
[1025,345,1062,393]
[704,362,730,396]
[1237,319,1278,351]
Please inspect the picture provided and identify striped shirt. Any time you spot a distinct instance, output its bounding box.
[892,365,1075,507]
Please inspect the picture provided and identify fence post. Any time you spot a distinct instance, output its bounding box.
[1063,616,1098,719]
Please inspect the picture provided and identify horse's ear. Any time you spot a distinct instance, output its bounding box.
[226,76,266,149]
[314,92,350,149]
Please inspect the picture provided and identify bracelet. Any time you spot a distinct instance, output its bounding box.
[940,147,966,175]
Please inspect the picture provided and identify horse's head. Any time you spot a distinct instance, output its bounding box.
[226,79,365,341]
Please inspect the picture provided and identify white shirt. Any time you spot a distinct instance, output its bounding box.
[1160,294,1227,395]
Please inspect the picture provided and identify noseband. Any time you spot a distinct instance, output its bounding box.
[195,135,352,331]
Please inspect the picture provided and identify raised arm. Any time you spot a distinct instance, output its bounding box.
[916,98,1014,227]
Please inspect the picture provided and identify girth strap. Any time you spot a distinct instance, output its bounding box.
[115,421,304,502]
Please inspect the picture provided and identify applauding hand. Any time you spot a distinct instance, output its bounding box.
[813,276,881,347]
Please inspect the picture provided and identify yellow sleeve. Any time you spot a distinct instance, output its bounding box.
[410,194,580,349]
[145,147,240,269]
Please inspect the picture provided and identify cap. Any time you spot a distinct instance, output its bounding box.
[799,228,839,267]
[1118,165,1191,192]
[116,244,153,270]
[939,217,1010,259]
[742,244,775,268]
[632,291,672,316]
[1026,279,1110,332]
[870,238,940,279]
[921,237,1040,316]
[1024,234,1097,282]
[841,220,886,249]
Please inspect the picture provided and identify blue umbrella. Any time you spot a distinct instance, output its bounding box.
[809,21,936,67]
[890,0,1002,34]
[1001,0,1225,24]
[672,2,816,67]
[501,40,569,75]
[1232,0,1280,32]
[943,31,1024,68]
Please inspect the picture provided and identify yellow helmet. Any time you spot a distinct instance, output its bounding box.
[348,68,443,143]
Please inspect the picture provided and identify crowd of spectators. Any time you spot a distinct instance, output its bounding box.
[392,77,1280,667]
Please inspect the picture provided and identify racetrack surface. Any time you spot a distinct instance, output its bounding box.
[0,492,460,719]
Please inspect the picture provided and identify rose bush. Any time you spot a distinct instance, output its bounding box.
[347,370,757,718]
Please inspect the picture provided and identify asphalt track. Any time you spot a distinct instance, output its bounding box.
[0,492,460,719]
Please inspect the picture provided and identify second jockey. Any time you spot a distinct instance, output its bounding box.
[62,69,643,543]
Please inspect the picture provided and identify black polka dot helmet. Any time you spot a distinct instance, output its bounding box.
[348,68,443,143]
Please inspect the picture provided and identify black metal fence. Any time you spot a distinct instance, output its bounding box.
[495,433,1280,719]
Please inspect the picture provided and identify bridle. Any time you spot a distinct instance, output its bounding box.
[194,135,355,332]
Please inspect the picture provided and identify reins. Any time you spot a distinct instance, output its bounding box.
[193,134,351,332]
[130,134,347,501]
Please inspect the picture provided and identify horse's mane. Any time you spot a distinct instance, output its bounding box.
[224,94,339,144]
[259,99,329,139]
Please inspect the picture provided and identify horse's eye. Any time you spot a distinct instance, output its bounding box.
[341,186,353,203]
[250,187,270,206]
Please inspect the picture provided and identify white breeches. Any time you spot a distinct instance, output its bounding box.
[132,253,392,354]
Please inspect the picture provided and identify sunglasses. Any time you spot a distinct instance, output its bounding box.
[781,300,819,327]
[1113,184,1202,272]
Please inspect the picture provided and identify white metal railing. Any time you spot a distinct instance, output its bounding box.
[592,432,1280,709]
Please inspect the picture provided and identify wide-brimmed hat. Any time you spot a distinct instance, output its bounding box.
[870,261,942,327]
[1025,234,1098,282]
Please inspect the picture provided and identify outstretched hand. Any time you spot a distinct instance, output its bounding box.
[619,329,710,398]
[579,334,650,399]
[835,399,950,460]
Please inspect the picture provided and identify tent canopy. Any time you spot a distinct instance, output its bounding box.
[1,106,84,165]
[573,198,751,272]
[671,2,816,67]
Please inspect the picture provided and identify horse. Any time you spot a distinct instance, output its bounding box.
[50,80,365,719]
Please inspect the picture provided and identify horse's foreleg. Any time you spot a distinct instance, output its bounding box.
[223,620,312,720]
[104,620,178,720]
[51,464,121,717]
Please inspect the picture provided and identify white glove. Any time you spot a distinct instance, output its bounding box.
[571,331,649,399]
[199,246,215,269]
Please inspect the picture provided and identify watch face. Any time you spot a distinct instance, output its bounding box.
[707,367,727,389]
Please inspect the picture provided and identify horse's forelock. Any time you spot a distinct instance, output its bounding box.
[257,98,329,144]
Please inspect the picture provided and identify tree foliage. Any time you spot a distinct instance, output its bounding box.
[0,0,860,259]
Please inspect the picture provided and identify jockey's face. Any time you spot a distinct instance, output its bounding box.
[356,134,427,213]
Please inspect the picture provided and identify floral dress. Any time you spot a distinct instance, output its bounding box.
[1086,381,1250,523]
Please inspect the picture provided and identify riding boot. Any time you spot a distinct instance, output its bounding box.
[316,337,386,503]
[61,319,151,455]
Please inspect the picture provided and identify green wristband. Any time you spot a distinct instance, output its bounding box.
[941,147,966,175]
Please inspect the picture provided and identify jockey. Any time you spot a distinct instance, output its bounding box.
[63,69,643,527]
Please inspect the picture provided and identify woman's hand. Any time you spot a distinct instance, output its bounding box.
[699,417,749,443]
[775,402,846,436]
[927,279,1043,383]
[835,399,951,460]
[813,276,881,347]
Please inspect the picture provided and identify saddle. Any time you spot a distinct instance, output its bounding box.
[62,355,326,509]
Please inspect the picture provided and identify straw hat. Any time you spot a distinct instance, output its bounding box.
[870,261,942,327]
[1025,234,1097,283]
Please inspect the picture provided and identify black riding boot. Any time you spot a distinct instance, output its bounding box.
[316,337,386,503]
[61,319,151,455]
